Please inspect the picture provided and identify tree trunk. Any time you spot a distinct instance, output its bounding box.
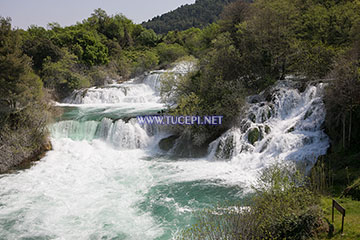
[343,113,346,149]
[348,107,352,146]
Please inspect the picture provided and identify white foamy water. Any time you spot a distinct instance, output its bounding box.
[208,81,329,175]
[0,66,329,239]
[0,139,163,239]
[63,77,161,105]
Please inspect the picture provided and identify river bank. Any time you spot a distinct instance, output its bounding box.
[0,138,52,174]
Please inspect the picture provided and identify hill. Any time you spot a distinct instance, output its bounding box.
[142,0,237,34]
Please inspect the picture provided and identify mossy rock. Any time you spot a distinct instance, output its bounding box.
[159,135,179,151]
[259,138,271,153]
[240,120,251,133]
[248,128,261,145]
[265,125,271,134]
[304,109,313,120]
[249,113,256,123]
[81,89,88,98]
[287,126,295,133]
[261,112,267,123]
[216,135,234,159]
[342,178,360,201]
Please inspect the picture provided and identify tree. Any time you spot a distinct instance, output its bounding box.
[22,25,62,71]
[0,17,43,117]
[136,28,159,47]
[156,43,187,66]
[325,46,360,150]
[0,17,52,173]
[142,0,238,34]
[57,27,109,66]
[42,50,90,98]
[219,0,250,33]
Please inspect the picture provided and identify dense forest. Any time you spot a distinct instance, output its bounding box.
[142,0,238,34]
[1,0,360,237]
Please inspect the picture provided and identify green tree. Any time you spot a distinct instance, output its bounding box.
[219,0,250,33]
[156,43,187,66]
[0,17,52,173]
[136,28,159,47]
[22,25,62,72]
[0,17,43,116]
[325,46,360,150]
[142,0,238,34]
[42,50,90,98]
[56,27,109,66]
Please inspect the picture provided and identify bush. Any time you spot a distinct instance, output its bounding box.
[136,28,159,47]
[113,55,133,80]
[156,43,188,66]
[41,50,90,98]
[177,164,324,240]
[342,178,360,201]
[133,49,159,75]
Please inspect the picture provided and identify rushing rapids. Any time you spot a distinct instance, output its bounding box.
[0,63,329,239]
[208,80,329,172]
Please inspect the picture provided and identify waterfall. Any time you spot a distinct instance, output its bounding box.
[50,118,150,148]
[62,61,193,105]
[142,72,163,92]
[63,76,162,105]
[0,61,330,240]
[208,80,329,171]
[53,62,192,150]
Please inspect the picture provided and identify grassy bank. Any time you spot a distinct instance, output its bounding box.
[320,197,360,240]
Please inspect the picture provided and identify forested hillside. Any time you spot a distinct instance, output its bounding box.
[142,0,237,34]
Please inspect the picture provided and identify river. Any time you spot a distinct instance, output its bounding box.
[0,63,329,239]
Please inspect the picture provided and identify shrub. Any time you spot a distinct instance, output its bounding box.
[133,49,159,75]
[41,50,90,98]
[156,43,188,66]
[177,164,324,240]
[342,178,360,201]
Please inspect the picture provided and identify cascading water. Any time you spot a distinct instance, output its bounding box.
[208,80,329,173]
[0,64,329,240]
[63,75,162,105]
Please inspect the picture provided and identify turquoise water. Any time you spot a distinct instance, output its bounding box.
[0,102,245,240]
[58,106,162,122]
[0,72,329,239]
